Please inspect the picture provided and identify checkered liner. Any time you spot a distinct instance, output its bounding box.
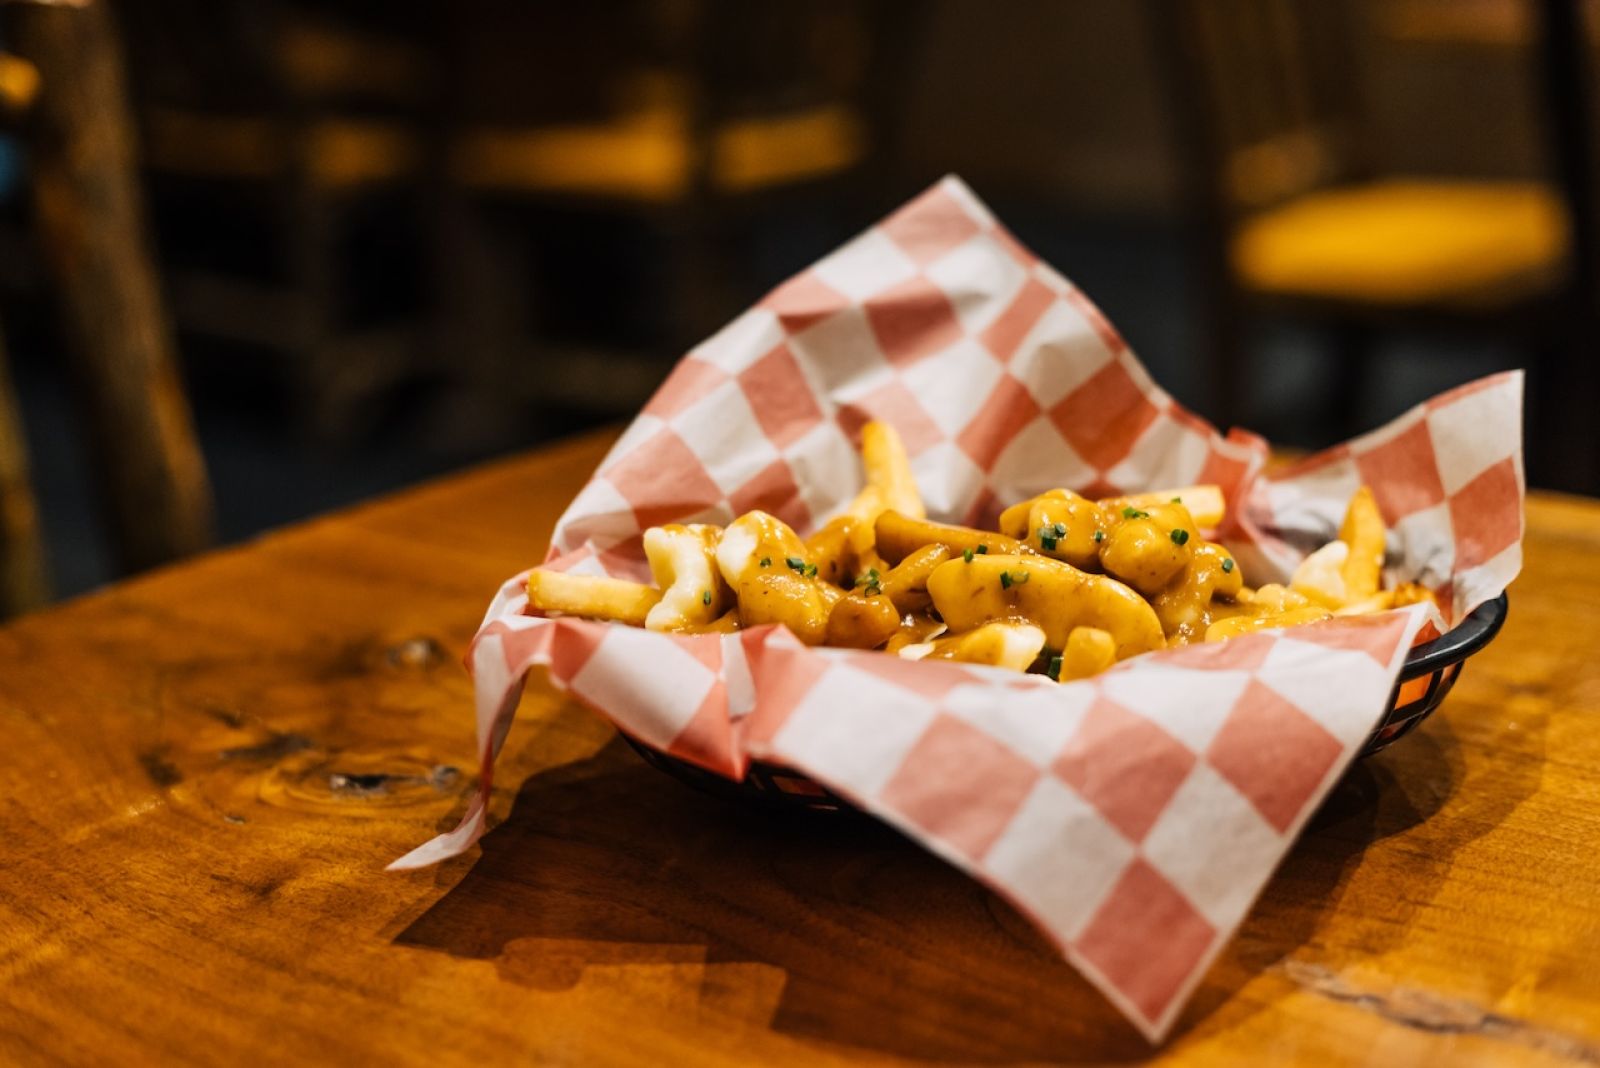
[391,178,1524,1042]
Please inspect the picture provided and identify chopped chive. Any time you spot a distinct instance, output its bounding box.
[1015,570,1030,584]
[1039,534,1058,551]
[759,557,771,568]
[1053,522,1067,538]
[803,563,818,579]
[785,556,805,572]
[1222,558,1235,573]
[856,568,881,588]
[1170,528,1190,546]
[1048,654,1063,679]
[1000,571,1012,589]
[975,544,988,555]
[1121,506,1149,520]
[1171,497,1182,503]
[963,547,974,563]
[1092,529,1105,543]
[702,590,712,605]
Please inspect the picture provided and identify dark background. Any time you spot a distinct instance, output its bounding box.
[0,0,1589,604]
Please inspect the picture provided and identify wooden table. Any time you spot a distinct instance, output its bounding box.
[4,429,1599,1067]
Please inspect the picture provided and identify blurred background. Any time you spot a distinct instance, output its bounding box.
[1,0,1596,616]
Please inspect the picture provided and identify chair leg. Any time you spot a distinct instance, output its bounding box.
[4,0,213,573]
[0,329,49,616]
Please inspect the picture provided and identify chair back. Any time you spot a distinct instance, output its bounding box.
[1149,0,1371,219]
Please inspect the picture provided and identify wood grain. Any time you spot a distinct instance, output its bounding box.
[2,429,1599,1066]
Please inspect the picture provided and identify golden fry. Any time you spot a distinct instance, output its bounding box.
[877,543,950,613]
[1098,501,1200,595]
[910,621,1047,672]
[1001,490,1105,570]
[826,591,901,649]
[527,569,662,627]
[926,553,1165,660]
[1061,626,1117,680]
[875,509,1027,565]
[642,523,730,632]
[862,421,924,519]
[1205,605,1331,642]
[804,516,860,586]
[1339,485,1385,602]
[1101,484,1226,528]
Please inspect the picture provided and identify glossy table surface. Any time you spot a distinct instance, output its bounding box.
[3,429,1599,1066]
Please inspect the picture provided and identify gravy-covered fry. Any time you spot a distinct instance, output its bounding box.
[528,569,662,627]
[877,543,951,613]
[1000,490,1105,570]
[926,553,1165,660]
[1100,484,1226,529]
[826,590,901,649]
[1060,626,1117,680]
[875,509,1027,565]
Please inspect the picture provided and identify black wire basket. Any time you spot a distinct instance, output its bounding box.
[625,594,1509,815]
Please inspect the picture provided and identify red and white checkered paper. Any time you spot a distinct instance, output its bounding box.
[391,177,1523,1041]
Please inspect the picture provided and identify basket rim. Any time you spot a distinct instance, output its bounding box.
[1400,593,1508,680]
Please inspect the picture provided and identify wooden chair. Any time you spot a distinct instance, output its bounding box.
[0,0,212,617]
[113,0,436,440]
[423,0,922,418]
[1146,0,1598,491]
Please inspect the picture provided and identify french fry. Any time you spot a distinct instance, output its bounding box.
[527,569,662,627]
[914,621,1048,672]
[825,591,901,649]
[1290,539,1349,608]
[1205,606,1331,641]
[1339,486,1385,602]
[875,509,1027,565]
[926,552,1165,659]
[642,523,729,632]
[862,421,924,519]
[877,543,950,613]
[1061,626,1117,681]
[1100,484,1226,529]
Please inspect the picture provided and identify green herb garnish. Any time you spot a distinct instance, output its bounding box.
[975,544,989,555]
[804,563,818,579]
[759,557,771,568]
[1170,528,1190,546]
[1221,558,1235,573]
[1000,571,1013,589]
[963,547,974,563]
[1121,506,1149,520]
[785,556,806,572]
[1092,529,1105,543]
[702,590,712,605]
[1048,655,1064,679]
